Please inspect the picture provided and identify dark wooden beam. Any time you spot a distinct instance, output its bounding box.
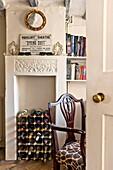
[0,0,4,10]
[0,0,5,16]
[64,0,70,21]
[28,0,39,7]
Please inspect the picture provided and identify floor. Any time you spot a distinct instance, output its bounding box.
[0,148,66,170]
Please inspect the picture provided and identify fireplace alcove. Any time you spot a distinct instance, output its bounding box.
[5,55,66,160]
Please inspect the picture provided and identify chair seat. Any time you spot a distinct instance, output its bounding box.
[56,141,84,170]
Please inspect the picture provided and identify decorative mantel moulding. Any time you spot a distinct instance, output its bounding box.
[14,58,57,73]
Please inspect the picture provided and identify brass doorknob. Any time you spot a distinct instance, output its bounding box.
[92,93,105,103]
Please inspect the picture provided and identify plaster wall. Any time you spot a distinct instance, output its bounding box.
[5,1,66,54]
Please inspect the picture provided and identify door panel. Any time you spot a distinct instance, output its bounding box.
[102,113,113,170]
[87,0,113,169]
[103,0,113,72]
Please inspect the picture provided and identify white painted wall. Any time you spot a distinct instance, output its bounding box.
[5,1,66,54]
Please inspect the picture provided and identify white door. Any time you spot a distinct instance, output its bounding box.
[87,0,113,170]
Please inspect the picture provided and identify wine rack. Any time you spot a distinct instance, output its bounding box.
[17,109,52,162]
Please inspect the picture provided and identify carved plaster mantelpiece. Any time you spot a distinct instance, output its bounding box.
[5,55,66,160]
[14,59,57,73]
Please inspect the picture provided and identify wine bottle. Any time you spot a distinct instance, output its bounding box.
[18,142,22,146]
[33,122,37,125]
[44,110,49,117]
[36,150,39,154]
[26,128,29,132]
[35,132,41,142]
[18,146,24,152]
[36,119,41,124]
[18,127,25,132]
[36,109,43,116]
[43,153,48,162]
[43,118,49,124]
[18,121,28,125]
[48,135,52,139]
[25,156,29,160]
[20,132,26,139]
[36,146,41,150]
[48,153,52,160]
[44,139,52,146]
[43,131,49,136]
[18,152,26,158]
[29,109,36,116]
[29,138,34,143]
[32,157,37,160]
[43,124,50,131]
[29,132,33,139]
[33,127,40,132]
[18,156,22,160]
[28,146,34,155]
[17,109,30,118]
[45,146,48,150]
[43,139,49,145]
[29,117,34,124]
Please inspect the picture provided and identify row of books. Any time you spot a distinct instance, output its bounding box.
[66,33,86,57]
[67,61,86,80]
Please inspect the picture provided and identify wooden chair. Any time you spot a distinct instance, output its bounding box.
[48,93,86,170]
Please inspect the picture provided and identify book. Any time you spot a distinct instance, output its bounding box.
[67,60,71,79]
[71,63,76,80]
[79,65,83,80]
[74,36,78,56]
[82,66,86,80]
[77,36,81,56]
[67,34,71,56]
[71,35,75,56]
[80,36,84,56]
[75,63,79,80]
[83,37,86,56]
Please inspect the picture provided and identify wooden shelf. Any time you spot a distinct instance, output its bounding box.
[67,56,86,60]
[66,80,86,82]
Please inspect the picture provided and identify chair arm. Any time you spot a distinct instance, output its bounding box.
[51,123,86,136]
[51,123,86,165]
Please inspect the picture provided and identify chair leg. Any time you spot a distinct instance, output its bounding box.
[53,159,60,170]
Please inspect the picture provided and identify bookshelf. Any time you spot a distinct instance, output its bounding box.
[66,56,86,81]
[66,31,86,82]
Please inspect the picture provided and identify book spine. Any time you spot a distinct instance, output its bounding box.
[71,63,76,80]
[82,66,86,80]
[77,36,81,56]
[66,33,68,54]
[67,60,71,79]
[75,63,79,80]
[79,65,83,80]
[67,34,71,56]
[83,37,86,56]
[71,35,75,56]
[74,36,78,56]
[80,36,83,56]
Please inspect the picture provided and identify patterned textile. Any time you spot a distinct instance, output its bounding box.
[56,141,84,170]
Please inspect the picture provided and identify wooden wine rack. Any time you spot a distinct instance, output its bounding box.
[17,109,52,161]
